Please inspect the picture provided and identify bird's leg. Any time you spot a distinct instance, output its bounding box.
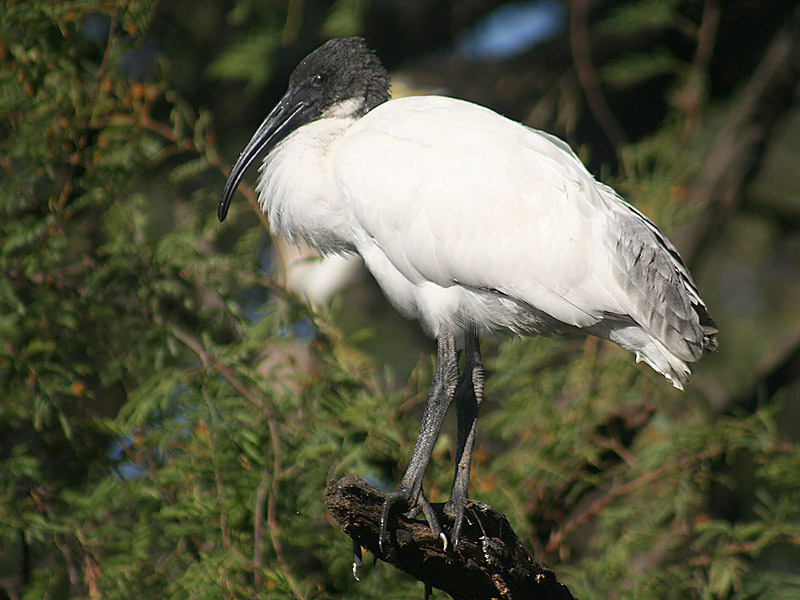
[444,333,484,549]
[379,328,459,553]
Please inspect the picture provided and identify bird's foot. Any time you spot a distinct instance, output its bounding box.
[443,494,468,551]
[379,489,447,554]
[352,540,362,581]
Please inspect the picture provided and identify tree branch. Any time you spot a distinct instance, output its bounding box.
[678,3,800,266]
[324,476,577,600]
[569,0,629,157]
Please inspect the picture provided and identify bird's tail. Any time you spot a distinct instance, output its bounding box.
[588,314,716,390]
[696,303,719,354]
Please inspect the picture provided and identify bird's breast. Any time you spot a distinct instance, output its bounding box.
[256,117,358,255]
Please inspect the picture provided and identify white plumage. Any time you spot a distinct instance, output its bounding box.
[219,37,716,554]
[259,94,710,388]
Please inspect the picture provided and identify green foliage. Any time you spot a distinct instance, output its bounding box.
[2,2,799,600]
[207,28,283,89]
[597,0,682,34]
[0,2,414,597]
[207,0,364,88]
[322,0,365,39]
[599,49,684,90]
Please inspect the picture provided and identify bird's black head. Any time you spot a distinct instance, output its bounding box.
[218,37,390,222]
[289,37,390,119]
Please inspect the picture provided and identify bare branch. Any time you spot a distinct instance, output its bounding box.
[569,0,629,157]
[679,3,800,265]
[325,476,577,600]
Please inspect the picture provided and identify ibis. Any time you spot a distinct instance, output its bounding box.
[219,37,717,555]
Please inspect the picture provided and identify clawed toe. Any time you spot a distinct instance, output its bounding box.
[417,497,447,551]
[443,498,468,550]
[379,489,448,554]
[352,540,362,580]
[378,490,408,554]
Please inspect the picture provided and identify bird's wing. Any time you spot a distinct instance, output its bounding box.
[599,186,709,361]
[335,96,702,354]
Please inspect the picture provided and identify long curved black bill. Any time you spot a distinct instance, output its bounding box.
[218,88,314,222]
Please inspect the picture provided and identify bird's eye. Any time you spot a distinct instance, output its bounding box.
[311,73,326,88]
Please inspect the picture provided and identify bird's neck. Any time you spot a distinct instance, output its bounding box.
[257,116,358,256]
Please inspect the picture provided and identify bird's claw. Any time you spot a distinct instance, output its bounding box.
[352,540,362,581]
[443,497,467,551]
[379,489,449,554]
[378,490,406,555]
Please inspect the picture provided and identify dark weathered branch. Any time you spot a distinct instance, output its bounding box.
[324,476,577,600]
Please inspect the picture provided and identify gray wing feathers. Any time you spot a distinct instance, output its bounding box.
[612,219,701,361]
[607,194,715,363]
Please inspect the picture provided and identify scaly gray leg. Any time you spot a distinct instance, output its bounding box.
[379,328,459,553]
[444,333,484,549]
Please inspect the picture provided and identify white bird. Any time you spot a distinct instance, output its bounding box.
[219,37,717,554]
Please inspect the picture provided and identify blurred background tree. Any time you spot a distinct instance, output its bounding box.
[2,0,800,599]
